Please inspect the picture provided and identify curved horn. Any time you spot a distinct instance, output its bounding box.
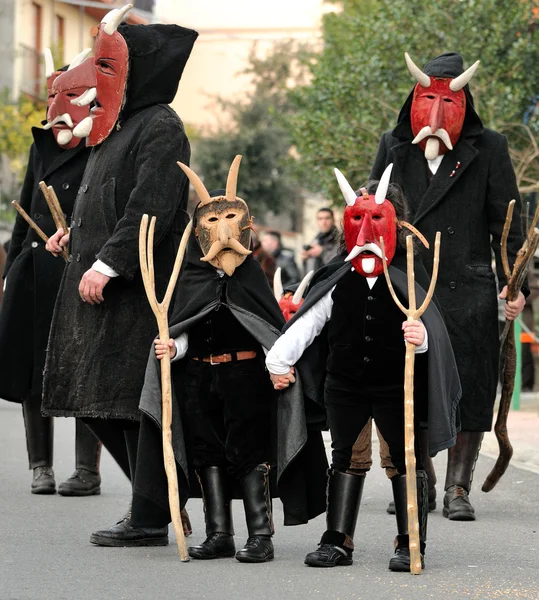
[404,52,430,88]
[449,60,480,92]
[67,48,92,71]
[292,270,314,305]
[102,4,133,35]
[71,87,97,107]
[334,168,357,207]
[226,155,242,201]
[177,161,212,206]
[273,267,284,300]
[44,48,55,78]
[374,163,393,205]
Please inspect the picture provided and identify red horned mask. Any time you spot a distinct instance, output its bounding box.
[405,53,479,160]
[335,164,397,278]
[274,269,314,322]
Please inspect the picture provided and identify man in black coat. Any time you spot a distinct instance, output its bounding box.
[0,52,102,496]
[43,5,198,542]
[371,52,527,521]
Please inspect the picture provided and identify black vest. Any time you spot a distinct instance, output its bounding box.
[327,270,427,388]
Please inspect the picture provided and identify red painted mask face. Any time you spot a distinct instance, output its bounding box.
[410,78,465,160]
[279,293,304,322]
[273,268,313,322]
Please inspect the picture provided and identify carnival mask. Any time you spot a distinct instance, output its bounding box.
[178,155,253,276]
[273,269,313,322]
[405,53,479,160]
[45,49,93,149]
[335,164,396,278]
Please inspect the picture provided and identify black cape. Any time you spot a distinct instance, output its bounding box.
[286,250,462,456]
[137,231,328,526]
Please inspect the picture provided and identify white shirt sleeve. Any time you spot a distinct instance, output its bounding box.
[415,325,428,354]
[265,289,334,375]
[92,259,119,278]
[171,333,189,362]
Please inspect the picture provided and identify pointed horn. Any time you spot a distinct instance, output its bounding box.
[334,168,357,207]
[71,87,97,107]
[226,155,242,201]
[449,60,480,92]
[273,267,284,300]
[177,161,212,206]
[404,52,430,88]
[44,48,55,78]
[67,48,92,71]
[292,270,314,305]
[374,163,393,205]
[102,4,133,35]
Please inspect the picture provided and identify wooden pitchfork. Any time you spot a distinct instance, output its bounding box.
[139,214,193,562]
[482,199,539,492]
[380,232,441,575]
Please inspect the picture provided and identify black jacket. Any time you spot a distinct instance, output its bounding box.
[0,129,90,401]
[43,24,198,420]
[370,53,525,431]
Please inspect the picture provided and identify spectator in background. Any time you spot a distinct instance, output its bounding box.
[252,238,276,286]
[302,208,340,273]
[261,230,301,286]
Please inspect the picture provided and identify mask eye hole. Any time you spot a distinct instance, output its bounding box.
[208,217,218,223]
[353,215,361,221]
[372,215,382,221]
[443,98,453,103]
[226,213,236,219]
[67,93,78,98]
[425,94,435,100]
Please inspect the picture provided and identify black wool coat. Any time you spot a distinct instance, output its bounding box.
[371,98,525,432]
[0,128,90,401]
[42,105,191,420]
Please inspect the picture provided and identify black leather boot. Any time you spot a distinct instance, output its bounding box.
[388,471,428,572]
[189,467,235,560]
[23,397,55,494]
[305,469,365,568]
[236,464,274,563]
[443,431,483,521]
[90,514,168,547]
[59,420,102,496]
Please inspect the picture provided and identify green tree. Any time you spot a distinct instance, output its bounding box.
[194,40,312,225]
[290,0,539,199]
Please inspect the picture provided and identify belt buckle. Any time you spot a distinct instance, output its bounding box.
[210,354,218,366]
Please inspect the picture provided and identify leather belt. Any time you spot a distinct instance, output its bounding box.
[192,351,257,365]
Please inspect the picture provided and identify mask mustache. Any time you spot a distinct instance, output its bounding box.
[411,126,453,151]
[43,113,73,130]
[345,242,383,263]
[200,237,251,263]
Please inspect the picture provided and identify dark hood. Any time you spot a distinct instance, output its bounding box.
[393,52,483,142]
[117,22,198,117]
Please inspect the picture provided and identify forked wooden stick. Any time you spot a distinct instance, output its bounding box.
[482,199,539,492]
[12,200,68,262]
[139,214,192,562]
[381,232,441,575]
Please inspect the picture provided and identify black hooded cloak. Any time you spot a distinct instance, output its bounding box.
[371,53,525,431]
[43,23,198,420]
[136,230,328,526]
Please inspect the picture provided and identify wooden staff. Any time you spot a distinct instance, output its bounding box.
[39,182,69,233]
[139,214,192,562]
[381,232,441,575]
[12,201,68,262]
[482,200,539,492]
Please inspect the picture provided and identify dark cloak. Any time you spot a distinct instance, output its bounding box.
[137,230,328,526]
[286,250,462,456]
[370,52,526,431]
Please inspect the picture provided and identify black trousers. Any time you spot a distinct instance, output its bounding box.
[180,357,273,479]
[324,374,425,475]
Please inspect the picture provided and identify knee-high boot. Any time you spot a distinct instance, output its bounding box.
[389,470,428,572]
[189,466,235,560]
[22,395,55,494]
[236,463,274,563]
[59,420,102,496]
[443,431,484,521]
[305,469,365,568]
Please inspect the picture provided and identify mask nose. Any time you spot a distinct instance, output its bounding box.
[356,216,375,247]
[428,95,444,133]
[217,219,233,245]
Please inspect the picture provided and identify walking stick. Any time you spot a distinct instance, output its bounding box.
[380,232,441,575]
[39,182,69,234]
[139,214,193,562]
[12,201,68,262]
[482,200,539,492]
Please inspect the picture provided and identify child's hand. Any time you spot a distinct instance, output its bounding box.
[402,320,425,347]
[269,367,296,390]
[154,338,176,360]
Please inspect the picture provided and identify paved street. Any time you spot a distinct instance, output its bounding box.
[1,399,538,600]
